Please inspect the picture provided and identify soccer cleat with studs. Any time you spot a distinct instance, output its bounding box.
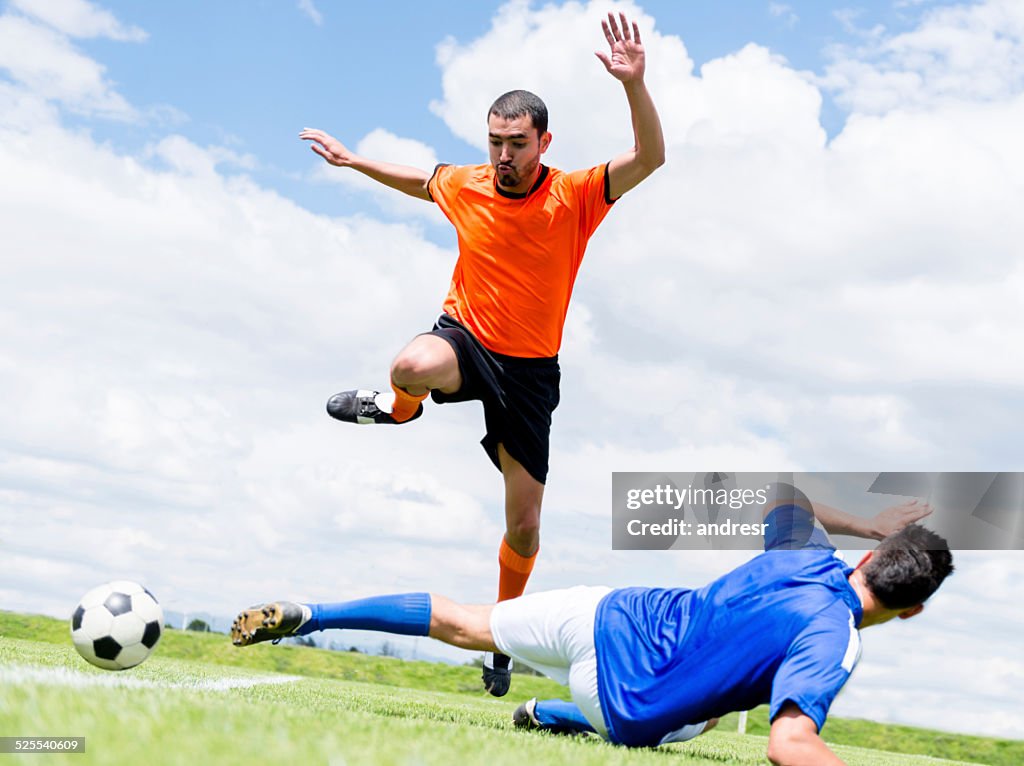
[326,389,423,425]
[511,698,595,737]
[512,697,541,729]
[231,601,311,647]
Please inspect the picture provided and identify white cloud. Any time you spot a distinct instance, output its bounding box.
[768,3,799,28]
[0,13,135,119]
[9,0,146,41]
[833,8,881,39]
[825,0,1024,113]
[296,0,323,27]
[432,0,701,168]
[150,135,258,177]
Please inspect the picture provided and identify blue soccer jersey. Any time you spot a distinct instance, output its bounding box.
[593,545,863,747]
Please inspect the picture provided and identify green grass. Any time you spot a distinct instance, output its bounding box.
[0,611,566,699]
[1,611,1020,766]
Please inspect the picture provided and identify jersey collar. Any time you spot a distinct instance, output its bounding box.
[838,563,865,627]
[495,165,549,200]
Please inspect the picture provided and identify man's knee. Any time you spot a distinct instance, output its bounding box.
[391,341,451,387]
[499,445,545,551]
[391,351,429,384]
[505,490,542,552]
[506,511,541,548]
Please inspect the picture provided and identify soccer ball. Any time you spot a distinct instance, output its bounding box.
[70,581,164,670]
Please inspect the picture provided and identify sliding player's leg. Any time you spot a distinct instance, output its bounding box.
[230,592,496,651]
[233,586,614,739]
[513,697,597,736]
[490,585,613,737]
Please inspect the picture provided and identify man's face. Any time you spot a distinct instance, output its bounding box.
[487,113,551,193]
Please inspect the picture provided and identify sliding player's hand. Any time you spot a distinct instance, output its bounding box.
[870,499,933,540]
[596,12,646,83]
[300,128,356,167]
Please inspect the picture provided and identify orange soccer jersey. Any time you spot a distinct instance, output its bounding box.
[427,162,615,358]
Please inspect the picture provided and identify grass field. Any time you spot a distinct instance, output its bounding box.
[2,612,1020,766]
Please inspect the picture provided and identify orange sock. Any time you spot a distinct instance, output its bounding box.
[497,537,538,602]
[390,381,427,423]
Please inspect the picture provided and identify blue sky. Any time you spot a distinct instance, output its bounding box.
[70,0,957,222]
[2,0,1024,740]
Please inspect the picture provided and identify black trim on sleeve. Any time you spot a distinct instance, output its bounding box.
[603,161,618,205]
[426,163,450,202]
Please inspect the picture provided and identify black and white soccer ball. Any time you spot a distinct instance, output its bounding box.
[70,581,164,670]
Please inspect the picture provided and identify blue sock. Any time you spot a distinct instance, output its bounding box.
[534,699,597,734]
[298,593,431,637]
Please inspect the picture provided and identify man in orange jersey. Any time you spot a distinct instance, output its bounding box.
[299,12,664,696]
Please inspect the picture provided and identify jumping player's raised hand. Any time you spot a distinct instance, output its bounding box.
[300,127,356,167]
[596,12,646,83]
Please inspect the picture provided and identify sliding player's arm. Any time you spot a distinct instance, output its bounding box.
[768,704,846,766]
[299,128,432,200]
[812,499,932,541]
[596,13,665,200]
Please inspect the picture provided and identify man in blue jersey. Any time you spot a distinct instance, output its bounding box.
[231,490,951,766]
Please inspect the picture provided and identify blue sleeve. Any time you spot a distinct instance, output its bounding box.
[769,615,860,731]
[764,504,836,552]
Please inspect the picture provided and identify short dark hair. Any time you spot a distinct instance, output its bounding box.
[488,90,548,135]
[863,524,954,609]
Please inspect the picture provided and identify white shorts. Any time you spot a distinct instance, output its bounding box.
[489,585,612,739]
[490,585,710,747]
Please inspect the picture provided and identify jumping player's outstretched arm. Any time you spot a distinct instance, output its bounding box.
[299,127,432,201]
[596,12,665,200]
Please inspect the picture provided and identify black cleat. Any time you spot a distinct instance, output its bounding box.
[482,651,512,697]
[231,601,310,647]
[512,697,540,729]
[326,389,422,425]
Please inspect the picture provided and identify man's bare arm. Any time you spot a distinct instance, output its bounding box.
[813,499,932,541]
[767,704,846,766]
[596,13,665,200]
[299,128,432,201]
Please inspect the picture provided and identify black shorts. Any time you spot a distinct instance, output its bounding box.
[427,314,560,485]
